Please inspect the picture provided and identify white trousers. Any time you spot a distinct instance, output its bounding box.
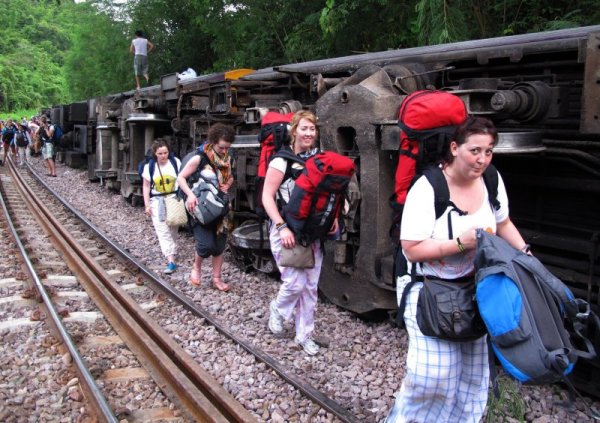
[150,196,178,259]
[16,146,30,165]
[269,225,323,343]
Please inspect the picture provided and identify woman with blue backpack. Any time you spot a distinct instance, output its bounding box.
[386,117,529,423]
[141,139,182,275]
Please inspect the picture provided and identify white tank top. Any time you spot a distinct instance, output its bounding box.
[131,38,148,55]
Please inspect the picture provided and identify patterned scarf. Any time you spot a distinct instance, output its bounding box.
[298,147,320,160]
[203,143,232,184]
[203,143,233,235]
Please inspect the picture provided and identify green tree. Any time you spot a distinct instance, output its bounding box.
[410,0,600,45]
[63,1,130,99]
[320,0,419,54]
[0,0,68,111]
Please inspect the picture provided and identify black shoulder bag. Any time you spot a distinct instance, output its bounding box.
[397,201,486,341]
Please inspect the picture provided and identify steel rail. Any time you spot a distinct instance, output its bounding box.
[16,164,256,422]
[1,159,118,423]
[28,166,361,422]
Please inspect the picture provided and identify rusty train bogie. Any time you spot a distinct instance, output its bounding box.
[49,26,599,325]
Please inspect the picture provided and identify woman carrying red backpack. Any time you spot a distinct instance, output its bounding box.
[262,110,340,356]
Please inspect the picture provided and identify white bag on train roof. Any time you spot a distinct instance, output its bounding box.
[178,68,197,81]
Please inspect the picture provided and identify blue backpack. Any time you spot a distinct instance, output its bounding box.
[474,229,598,386]
[2,126,16,143]
[137,152,179,193]
[52,125,63,142]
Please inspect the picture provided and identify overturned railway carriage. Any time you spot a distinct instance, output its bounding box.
[52,26,600,390]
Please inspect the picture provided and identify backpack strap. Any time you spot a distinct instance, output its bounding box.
[149,154,180,196]
[422,166,450,220]
[487,336,500,398]
[271,148,306,181]
[396,264,422,329]
[423,165,500,237]
[482,164,500,211]
[147,158,157,194]
[188,147,214,186]
[168,154,179,174]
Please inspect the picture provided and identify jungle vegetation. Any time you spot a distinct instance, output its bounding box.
[1,0,598,112]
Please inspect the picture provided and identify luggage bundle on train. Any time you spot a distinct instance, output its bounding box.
[283,151,355,244]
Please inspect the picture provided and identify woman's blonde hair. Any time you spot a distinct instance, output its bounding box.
[289,110,317,146]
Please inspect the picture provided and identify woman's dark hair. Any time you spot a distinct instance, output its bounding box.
[445,117,498,163]
[207,123,235,144]
[151,138,169,158]
[135,30,144,37]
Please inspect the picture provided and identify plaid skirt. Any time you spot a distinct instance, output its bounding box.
[385,277,489,423]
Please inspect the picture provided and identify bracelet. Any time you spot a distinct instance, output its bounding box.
[520,243,531,254]
[456,237,465,253]
[275,222,288,232]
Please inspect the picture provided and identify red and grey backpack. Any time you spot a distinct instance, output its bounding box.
[283,151,356,244]
[390,90,468,214]
[389,90,500,279]
[255,111,295,217]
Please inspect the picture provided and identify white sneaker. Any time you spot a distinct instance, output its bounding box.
[268,301,284,335]
[296,337,319,356]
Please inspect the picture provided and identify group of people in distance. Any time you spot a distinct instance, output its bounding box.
[141,108,529,422]
[0,115,58,176]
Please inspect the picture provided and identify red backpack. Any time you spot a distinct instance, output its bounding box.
[390,90,468,211]
[389,90,467,279]
[255,111,295,217]
[283,151,356,244]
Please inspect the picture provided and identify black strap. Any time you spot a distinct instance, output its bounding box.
[396,280,417,328]
[482,164,500,211]
[423,165,499,229]
[188,149,215,187]
[398,148,418,160]
[560,374,600,420]
[149,155,180,197]
[487,336,500,398]
[398,122,457,146]
[396,264,424,328]
[423,167,450,220]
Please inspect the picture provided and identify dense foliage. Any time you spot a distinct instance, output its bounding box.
[1,0,599,112]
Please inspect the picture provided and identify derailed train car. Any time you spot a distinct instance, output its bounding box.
[52,26,599,355]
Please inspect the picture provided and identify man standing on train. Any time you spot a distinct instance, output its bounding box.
[130,30,154,90]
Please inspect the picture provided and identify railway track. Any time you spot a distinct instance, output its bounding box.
[0,158,256,422]
[0,157,361,422]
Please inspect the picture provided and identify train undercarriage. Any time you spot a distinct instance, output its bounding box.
[49,25,600,392]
